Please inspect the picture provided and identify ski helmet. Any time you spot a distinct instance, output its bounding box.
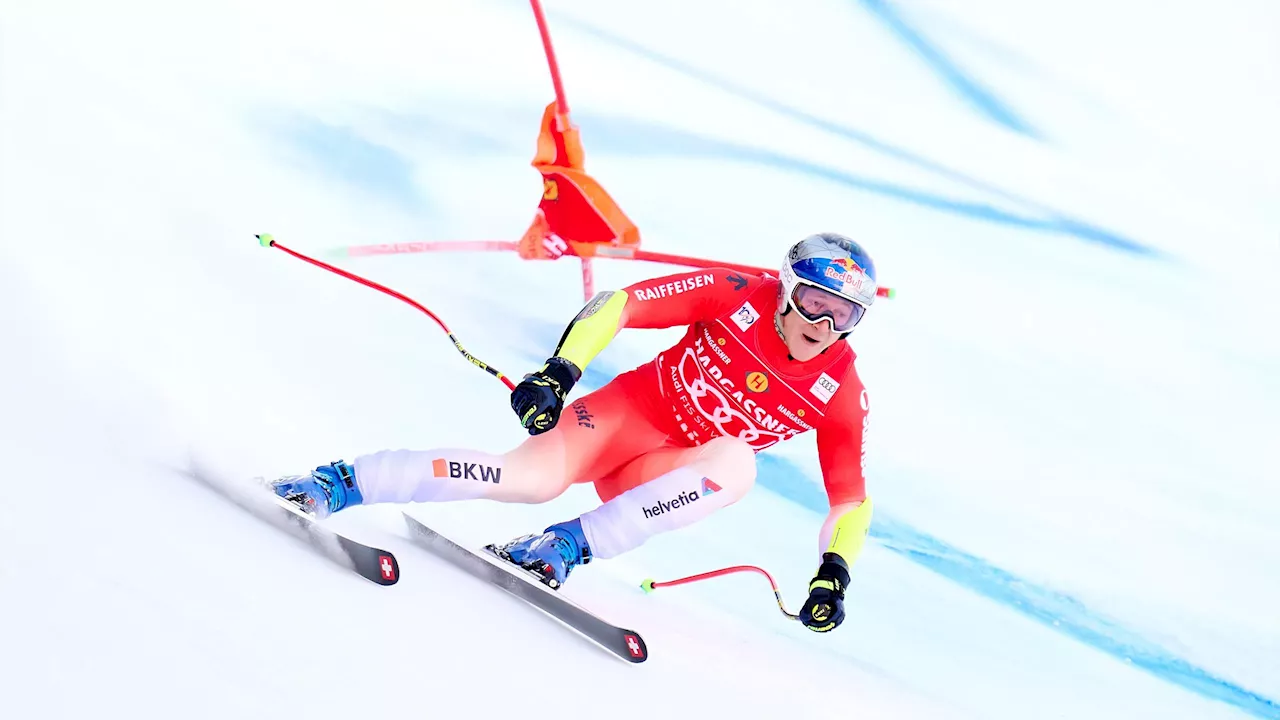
[778,232,877,333]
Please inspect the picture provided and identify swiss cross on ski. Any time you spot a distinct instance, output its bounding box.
[379,555,397,581]
[624,634,646,659]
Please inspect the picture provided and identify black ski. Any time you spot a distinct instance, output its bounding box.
[401,513,648,663]
[182,464,400,586]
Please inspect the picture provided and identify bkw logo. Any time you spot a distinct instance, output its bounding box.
[432,459,502,484]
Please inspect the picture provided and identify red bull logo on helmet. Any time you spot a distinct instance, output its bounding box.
[823,257,864,287]
[831,257,861,274]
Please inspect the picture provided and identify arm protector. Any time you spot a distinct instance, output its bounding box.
[550,290,630,372]
[821,496,874,568]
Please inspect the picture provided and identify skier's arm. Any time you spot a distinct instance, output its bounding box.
[815,382,872,566]
[553,268,762,371]
[799,382,871,632]
[512,268,761,434]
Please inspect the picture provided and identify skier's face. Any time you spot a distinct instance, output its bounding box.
[777,306,839,361]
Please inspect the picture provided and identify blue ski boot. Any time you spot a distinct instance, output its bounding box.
[492,518,591,590]
[270,460,363,519]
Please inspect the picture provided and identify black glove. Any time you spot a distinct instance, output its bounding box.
[800,552,850,633]
[510,357,582,435]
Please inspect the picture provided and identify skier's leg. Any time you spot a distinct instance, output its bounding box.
[349,375,665,507]
[489,437,753,587]
[577,436,757,559]
[494,436,753,586]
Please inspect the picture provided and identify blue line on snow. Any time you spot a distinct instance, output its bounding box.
[280,95,1151,256]
[753,454,1280,720]
[547,12,1154,257]
[393,104,1151,255]
[853,0,1039,137]
[573,114,1151,255]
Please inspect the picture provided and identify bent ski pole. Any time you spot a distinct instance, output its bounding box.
[640,565,800,621]
[256,234,516,392]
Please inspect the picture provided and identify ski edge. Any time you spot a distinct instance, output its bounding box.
[181,463,400,586]
[401,512,647,663]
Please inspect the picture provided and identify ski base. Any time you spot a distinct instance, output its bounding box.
[183,463,400,586]
[402,513,648,663]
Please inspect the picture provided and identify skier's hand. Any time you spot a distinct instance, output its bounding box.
[511,357,581,435]
[800,553,850,633]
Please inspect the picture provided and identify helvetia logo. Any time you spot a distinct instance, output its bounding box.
[701,477,721,496]
[643,490,700,519]
[432,458,502,484]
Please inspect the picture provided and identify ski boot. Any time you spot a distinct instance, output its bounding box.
[490,518,591,590]
[270,460,363,519]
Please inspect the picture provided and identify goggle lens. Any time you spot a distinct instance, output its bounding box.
[790,283,865,332]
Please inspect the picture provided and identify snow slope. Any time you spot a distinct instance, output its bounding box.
[2,1,1276,718]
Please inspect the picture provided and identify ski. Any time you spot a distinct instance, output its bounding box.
[182,464,400,586]
[401,513,648,663]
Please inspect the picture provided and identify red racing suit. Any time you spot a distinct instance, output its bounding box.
[587,267,869,509]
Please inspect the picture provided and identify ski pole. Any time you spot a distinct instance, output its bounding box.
[256,234,516,392]
[640,565,800,621]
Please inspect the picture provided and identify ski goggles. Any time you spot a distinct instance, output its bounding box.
[788,281,867,333]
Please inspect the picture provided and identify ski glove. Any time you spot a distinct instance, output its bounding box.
[511,357,582,435]
[800,552,851,633]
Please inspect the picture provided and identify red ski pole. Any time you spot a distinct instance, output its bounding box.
[256,234,516,392]
[640,565,801,620]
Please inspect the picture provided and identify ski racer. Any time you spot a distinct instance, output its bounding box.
[272,232,879,633]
